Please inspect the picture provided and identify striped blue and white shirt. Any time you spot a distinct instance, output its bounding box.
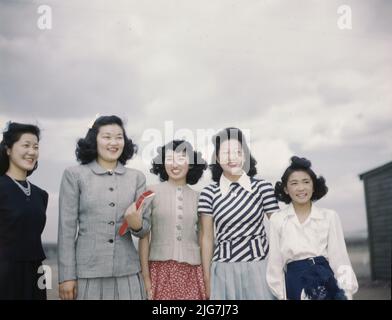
[198,175,279,263]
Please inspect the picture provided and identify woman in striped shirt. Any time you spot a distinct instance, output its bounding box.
[198,127,279,300]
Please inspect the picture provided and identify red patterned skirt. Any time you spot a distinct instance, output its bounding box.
[149,260,207,300]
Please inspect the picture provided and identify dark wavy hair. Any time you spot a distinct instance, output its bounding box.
[0,122,41,176]
[275,156,328,204]
[150,140,207,185]
[75,115,137,165]
[209,127,257,183]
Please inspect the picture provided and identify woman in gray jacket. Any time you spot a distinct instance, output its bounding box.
[58,115,150,300]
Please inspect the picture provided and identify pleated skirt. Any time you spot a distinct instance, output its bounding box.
[77,272,146,300]
[210,260,275,300]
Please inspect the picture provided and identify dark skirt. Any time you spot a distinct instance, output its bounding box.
[285,256,347,300]
[0,260,47,300]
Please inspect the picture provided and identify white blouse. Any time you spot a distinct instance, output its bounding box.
[266,204,359,300]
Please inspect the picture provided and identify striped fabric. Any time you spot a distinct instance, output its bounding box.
[198,177,279,262]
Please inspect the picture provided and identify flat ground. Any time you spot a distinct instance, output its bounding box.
[44,241,390,300]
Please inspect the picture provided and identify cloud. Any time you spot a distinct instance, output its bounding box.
[1,0,391,242]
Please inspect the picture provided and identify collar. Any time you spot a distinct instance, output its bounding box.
[87,160,126,175]
[286,203,324,220]
[219,172,253,197]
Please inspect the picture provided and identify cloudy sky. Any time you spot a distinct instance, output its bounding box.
[1,0,391,243]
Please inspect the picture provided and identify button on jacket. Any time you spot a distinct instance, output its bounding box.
[147,182,201,265]
[57,161,151,283]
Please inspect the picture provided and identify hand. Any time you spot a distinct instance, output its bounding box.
[143,276,153,300]
[59,280,78,300]
[124,201,144,231]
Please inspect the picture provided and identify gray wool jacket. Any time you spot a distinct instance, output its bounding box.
[57,160,151,283]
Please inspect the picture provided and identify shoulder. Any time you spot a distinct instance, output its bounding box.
[0,175,9,187]
[147,182,166,193]
[184,184,199,195]
[315,206,340,221]
[269,207,289,226]
[31,183,49,203]
[60,165,88,184]
[201,182,220,194]
[31,182,48,196]
[199,183,220,200]
[185,185,200,202]
[0,175,11,196]
[125,167,145,178]
[124,167,146,184]
[251,177,274,190]
[63,164,87,176]
[199,183,219,199]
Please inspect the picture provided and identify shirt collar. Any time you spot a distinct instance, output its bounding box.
[286,203,324,220]
[219,172,253,197]
[87,160,126,175]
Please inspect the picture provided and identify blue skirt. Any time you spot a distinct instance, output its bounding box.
[285,256,347,300]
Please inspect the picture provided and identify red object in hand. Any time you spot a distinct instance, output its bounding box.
[118,190,155,236]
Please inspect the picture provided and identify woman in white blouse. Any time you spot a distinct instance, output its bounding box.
[266,156,358,300]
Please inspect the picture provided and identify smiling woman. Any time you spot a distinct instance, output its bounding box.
[267,156,359,300]
[0,122,49,300]
[57,115,151,300]
[138,140,208,300]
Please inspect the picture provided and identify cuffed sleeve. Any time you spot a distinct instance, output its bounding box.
[198,188,214,215]
[261,183,280,214]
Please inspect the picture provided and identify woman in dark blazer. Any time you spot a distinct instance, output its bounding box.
[0,122,48,300]
[58,115,151,300]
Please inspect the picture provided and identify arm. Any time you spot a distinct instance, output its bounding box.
[57,168,79,299]
[126,172,151,238]
[262,182,280,220]
[327,211,359,299]
[200,215,214,299]
[266,217,286,300]
[138,231,152,299]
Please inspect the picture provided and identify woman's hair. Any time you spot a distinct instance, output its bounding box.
[75,115,137,165]
[209,127,257,183]
[0,122,41,176]
[275,156,328,204]
[150,140,207,185]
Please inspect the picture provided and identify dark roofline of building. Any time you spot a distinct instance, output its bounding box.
[359,161,392,180]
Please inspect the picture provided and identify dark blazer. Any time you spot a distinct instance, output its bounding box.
[0,175,48,261]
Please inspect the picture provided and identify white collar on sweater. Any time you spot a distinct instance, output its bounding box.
[219,172,253,197]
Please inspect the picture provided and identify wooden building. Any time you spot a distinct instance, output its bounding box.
[359,161,392,280]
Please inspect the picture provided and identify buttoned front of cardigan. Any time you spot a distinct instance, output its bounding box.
[147,182,201,265]
[57,160,151,283]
